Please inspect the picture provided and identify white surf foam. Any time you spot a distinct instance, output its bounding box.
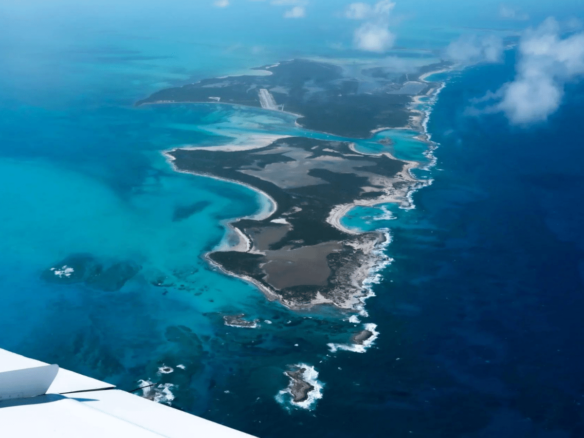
[327,323,380,354]
[372,205,396,221]
[224,319,259,329]
[354,229,394,318]
[275,364,324,411]
[139,380,176,405]
[350,73,450,318]
[52,265,74,278]
[158,365,174,375]
[155,383,175,405]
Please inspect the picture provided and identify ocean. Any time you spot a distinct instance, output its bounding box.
[274,52,584,437]
[1,1,584,437]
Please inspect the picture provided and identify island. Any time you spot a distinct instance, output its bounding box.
[137,59,447,138]
[284,366,315,404]
[351,329,374,345]
[223,314,259,329]
[139,59,445,311]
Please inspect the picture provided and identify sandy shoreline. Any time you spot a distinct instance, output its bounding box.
[137,99,304,119]
[203,251,283,303]
[176,134,290,153]
[325,166,428,237]
[419,67,452,82]
[321,68,449,313]
[163,149,278,254]
[164,149,278,222]
[368,66,450,137]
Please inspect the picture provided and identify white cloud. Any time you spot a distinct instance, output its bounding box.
[479,18,584,124]
[354,23,395,52]
[345,3,371,20]
[564,17,583,32]
[345,0,395,20]
[268,0,307,18]
[348,1,396,53]
[446,35,504,64]
[272,0,305,5]
[372,0,395,15]
[213,0,230,7]
[499,5,529,21]
[497,77,562,123]
[284,5,305,18]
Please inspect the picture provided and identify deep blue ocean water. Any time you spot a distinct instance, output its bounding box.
[149,51,584,437]
[297,53,584,437]
[2,1,584,437]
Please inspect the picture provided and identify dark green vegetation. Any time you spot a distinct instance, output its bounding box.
[170,137,402,246]
[141,58,441,308]
[137,59,443,138]
[168,137,403,308]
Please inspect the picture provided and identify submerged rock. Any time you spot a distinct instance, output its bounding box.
[351,329,374,345]
[172,201,211,222]
[378,137,395,146]
[43,254,140,291]
[223,314,259,328]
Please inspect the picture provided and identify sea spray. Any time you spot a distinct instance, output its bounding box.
[157,365,174,375]
[354,229,394,318]
[343,72,450,329]
[139,379,176,406]
[275,364,324,411]
[328,323,380,354]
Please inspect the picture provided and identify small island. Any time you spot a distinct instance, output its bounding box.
[351,329,374,345]
[223,314,259,329]
[284,366,315,404]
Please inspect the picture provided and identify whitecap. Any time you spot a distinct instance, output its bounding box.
[270,218,290,225]
[350,73,450,320]
[158,365,174,375]
[138,379,176,405]
[156,383,175,405]
[354,229,394,318]
[327,323,380,354]
[53,265,74,278]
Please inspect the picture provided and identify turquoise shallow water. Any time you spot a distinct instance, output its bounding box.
[0,92,434,425]
[3,1,584,437]
[1,0,436,421]
[0,0,444,422]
